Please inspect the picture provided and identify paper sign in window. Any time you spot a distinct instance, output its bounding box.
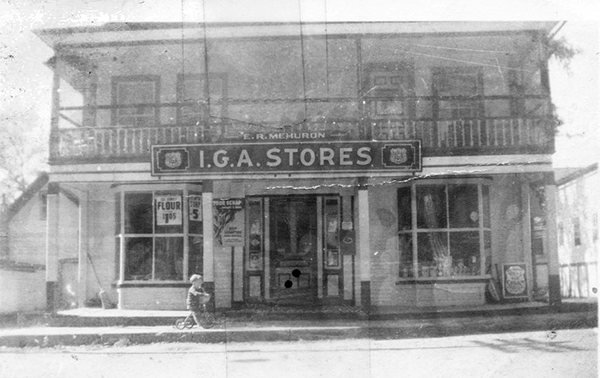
[155,195,182,226]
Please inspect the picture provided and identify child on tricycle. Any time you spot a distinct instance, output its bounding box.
[175,274,215,329]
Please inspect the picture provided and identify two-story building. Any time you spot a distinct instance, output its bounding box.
[32,21,563,311]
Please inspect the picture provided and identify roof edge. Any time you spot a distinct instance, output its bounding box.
[3,172,49,222]
[556,162,598,186]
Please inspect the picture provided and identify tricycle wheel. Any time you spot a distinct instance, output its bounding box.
[175,319,187,330]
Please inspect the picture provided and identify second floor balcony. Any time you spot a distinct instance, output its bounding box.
[52,106,554,164]
[45,22,557,164]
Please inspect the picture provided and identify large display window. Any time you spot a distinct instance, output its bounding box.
[398,180,491,279]
[114,185,203,283]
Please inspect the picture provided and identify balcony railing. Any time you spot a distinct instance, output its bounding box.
[50,117,554,163]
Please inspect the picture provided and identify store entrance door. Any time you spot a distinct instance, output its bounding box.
[269,197,318,305]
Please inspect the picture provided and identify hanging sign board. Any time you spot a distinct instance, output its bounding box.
[213,198,245,246]
[152,140,421,176]
[155,195,182,226]
[501,263,528,299]
[188,195,202,221]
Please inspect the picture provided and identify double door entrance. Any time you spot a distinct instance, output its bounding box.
[245,196,346,305]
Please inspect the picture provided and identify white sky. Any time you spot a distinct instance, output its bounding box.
[0,0,598,168]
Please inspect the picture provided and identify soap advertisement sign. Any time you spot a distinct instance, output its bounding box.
[501,263,529,298]
[213,198,245,246]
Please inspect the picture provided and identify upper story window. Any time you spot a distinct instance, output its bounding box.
[558,222,564,245]
[39,192,47,221]
[398,180,491,279]
[177,73,226,125]
[574,217,581,246]
[365,63,414,119]
[112,75,160,127]
[433,67,484,119]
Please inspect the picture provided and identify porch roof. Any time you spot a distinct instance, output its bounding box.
[35,21,560,49]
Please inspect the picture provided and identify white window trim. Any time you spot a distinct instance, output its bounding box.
[114,183,202,284]
[397,178,492,281]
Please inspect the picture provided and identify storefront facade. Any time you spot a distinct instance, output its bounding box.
[35,22,562,311]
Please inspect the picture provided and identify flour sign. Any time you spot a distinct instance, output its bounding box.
[155,195,182,226]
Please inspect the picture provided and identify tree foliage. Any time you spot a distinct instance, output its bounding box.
[541,34,580,135]
[544,35,579,71]
[0,109,48,205]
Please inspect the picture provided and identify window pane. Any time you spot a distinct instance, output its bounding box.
[448,184,479,228]
[155,192,183,234]
[324,198,340,251]
[117,82,155,104]
[155,237,184,280]
[484,231,492,274]
[449,231,481,276]
[115,80,157,127]
[574,218,581,246]
[188,235,204,278]
[398,233,413,277]
[417,185,447,229]
[397,187,412,231]
[125,193,153,234]
[270,200,291,255]
[435,69,482,119]
[124,237,152,280]
[436,72,478,96]
[115,237,121,280]
[482,185,490,228]
[417,232,448,276]
[115,193,121,234]
[182,79,203,101]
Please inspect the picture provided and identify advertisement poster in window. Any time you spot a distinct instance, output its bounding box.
[501,263,528,298]
[213,198,245,246]
[155,195,182,226]
[189,195,202,222]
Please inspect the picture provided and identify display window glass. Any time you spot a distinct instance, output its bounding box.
[398,181,490,279]
[115,186,203,282]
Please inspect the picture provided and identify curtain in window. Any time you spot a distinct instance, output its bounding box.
[423,193,449,260]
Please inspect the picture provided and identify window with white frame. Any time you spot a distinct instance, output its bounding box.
[112,76,160,127]
[397,181,491,279]
[114,186,203,282]
[433,68,484,119]
[366,63,414,119]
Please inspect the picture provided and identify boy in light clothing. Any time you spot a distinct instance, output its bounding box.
[187,274,210,325]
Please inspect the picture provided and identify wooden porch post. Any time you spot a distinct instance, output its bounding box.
[45,182,60,313]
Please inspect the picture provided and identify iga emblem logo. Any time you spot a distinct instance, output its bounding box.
[165,152,183,168]
[389,147,408,165]
[155,147,189,173]
[381,142,420,170]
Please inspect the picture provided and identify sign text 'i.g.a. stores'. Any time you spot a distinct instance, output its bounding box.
[152,140,421,176]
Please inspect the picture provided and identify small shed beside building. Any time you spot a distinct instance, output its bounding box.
[1,173,80,314]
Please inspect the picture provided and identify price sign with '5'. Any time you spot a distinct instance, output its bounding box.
[189,195,202,221]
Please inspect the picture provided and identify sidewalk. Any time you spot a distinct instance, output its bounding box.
[0,300,596,348]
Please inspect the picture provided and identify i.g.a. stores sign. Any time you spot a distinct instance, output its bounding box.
[151,140,421,176]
